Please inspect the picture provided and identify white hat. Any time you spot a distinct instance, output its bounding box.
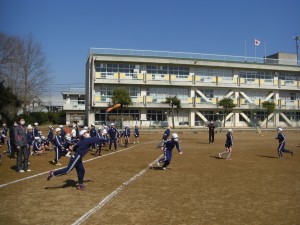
[278,127,283,132]
[49,125,53,129]
[34,122,38,126]
[172,133,179,142]
[55,128,61,132]
[59,125,64,128]
[83,126,88,130]
[228,129,233,133]
[27,125,33,130]
[35,137,41,141]
[79,129,89,137]
[91,124,95,127]
[111,123,115,126]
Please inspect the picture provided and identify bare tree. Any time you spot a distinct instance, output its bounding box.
[0,33,51,114]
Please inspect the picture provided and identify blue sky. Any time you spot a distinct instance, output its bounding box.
[0,0,299,100]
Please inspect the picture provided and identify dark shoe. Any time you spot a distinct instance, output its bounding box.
[291,151,294,156]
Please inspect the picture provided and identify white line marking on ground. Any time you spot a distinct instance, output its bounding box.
[0,141,156,188]
[71,154,163,225]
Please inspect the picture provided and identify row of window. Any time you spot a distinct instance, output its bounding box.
[94,109,300,123]
[94,62,300,79]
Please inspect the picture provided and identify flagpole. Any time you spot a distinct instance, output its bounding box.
[255,43,256,62]
[244,40,247,61]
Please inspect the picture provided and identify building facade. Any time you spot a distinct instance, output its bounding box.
[62,88,85,126]
[85,48,300,128]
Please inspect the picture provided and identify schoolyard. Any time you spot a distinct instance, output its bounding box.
[0,127,299,225]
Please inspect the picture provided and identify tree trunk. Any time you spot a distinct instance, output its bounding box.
[171,104,175,129]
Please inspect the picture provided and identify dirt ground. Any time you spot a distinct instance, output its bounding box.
[0,127,299,225]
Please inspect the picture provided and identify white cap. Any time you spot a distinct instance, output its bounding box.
[27,125,33,130]
[79,129,89,137]
[91,124,95,127]
[228,129,233,133]
[49,125,53,129]
[111,123,115,126]
[35,137,41,141]
[59,125,64,128]
[41,136,46,140]
[55,128,61,132]
[34,122,38,126]
[172,133,179,142]
[278,127,283,132]
[83,126,88,130]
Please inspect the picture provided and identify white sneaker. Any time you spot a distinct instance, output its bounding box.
[19,170,25,173]
[26,169,31,172]
[162,167,166,170]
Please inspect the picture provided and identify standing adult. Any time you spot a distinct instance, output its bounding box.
[14,117,31,172]
[207,120,216,144]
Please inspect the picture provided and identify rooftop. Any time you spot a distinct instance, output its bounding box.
[89,48,299,66]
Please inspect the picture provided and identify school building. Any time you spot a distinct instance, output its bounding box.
[85,48,300,128]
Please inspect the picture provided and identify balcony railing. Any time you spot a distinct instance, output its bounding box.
[90,48,299,66]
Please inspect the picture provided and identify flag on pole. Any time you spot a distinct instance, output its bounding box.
[255,39,260,46]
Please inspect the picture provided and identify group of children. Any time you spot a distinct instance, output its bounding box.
[1,121,295,191]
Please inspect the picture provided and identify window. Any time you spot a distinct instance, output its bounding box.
[147,110,164,121]
[146,64,189,78]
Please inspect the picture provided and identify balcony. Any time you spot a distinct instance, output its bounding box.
[63,103,85,111]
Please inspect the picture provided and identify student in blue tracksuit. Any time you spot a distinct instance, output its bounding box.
[219,129,234,160]
[47,125,54,145]
[124,125,130,147]
[47,130,108,190]
[134,125,140,144]
[32,137,46,155]
[275,127,293,159]
[33,123,39,138]
[108,123,119,151]
[90,124,97,149]
[60,125,66,142]
[157,133,182,170]
[53,128,64,166]
[26,125,34,156]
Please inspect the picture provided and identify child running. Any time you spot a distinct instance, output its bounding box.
[47,130,108,190]
[219,129,233,160]
[275,127,294,159]
[157,133,182,170]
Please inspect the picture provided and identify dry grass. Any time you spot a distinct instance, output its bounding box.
[0,127,299,225]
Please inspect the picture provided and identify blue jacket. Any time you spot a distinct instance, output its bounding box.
[27,131,34,145]
[108,127,119,140]
[48,130,54,140]
[55,135,63,148]
[163,139,181,152]
[134,127,139,137]
[124,127,130,137]
[33,127,39,138]
[90,128,97,137]
[33,140,40,151]
[275,133,285,143]
[73,137,108,157]
[225,133,233,147]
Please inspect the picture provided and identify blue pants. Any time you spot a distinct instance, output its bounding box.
[53,153,85,184]
[162,149,173,168]
[277,142,291,157]
[109,139,117,150]
[54,147,62,163]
